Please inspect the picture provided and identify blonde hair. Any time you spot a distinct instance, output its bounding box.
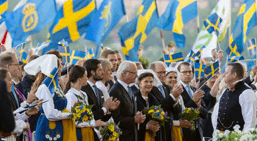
[99,59,112,71]
[30,72,47,94]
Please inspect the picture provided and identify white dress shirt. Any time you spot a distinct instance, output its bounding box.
[96,81,110,101]
[87,80,107,114]
[35,84,70,121]
[66,87,95,127]
[212,87,256,137]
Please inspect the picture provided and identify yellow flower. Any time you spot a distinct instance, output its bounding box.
[86,109,90,113]
[160,115,164,120]
[156,110,160,113]
[108,124,115,132]
[161,111,165,115]
[109,136,116,141]
[82,115,88,121]
[148,109,154,114]
[113,132,118,137]
[75,108,80,113]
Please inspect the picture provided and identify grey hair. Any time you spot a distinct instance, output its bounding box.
[99,58,112,71]
[149,61,167,71]
[0,51,16,68]
[117,61,135,79]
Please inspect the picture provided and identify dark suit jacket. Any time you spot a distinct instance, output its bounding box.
[81,84,110,122]
[109,82,137,141]
[150,85,181,141]
[180,85,208,141]
[244,76,256,90]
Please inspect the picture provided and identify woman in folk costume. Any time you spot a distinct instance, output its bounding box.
[24,54,77,141]
[134,72,160,141]
[64,65,106,141]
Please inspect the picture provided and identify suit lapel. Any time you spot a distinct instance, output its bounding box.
[86,85,100,109]
[181,86,192,103]
[117,82,134,112]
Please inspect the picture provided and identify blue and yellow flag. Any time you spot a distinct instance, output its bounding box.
[34,41,51,55]
[184,50,195,63]
[70,50,86,65]
[157,0,198,48]
[163,52,183,67]
[195,46,205,59]
[86,48,95,59]
[246,38,257,56]
[205,61,219,80]
[119,0,158,61]
[21,52,29,64]
[49,0,96,44]
[194,62,206,78]
[0,0,8,23]
[58,40,70,64]
[4,0,57,47]
[203,13,223,36]
[42,67,59,94]
[247,58,255,75]
[228,55,244,62]
[228,0,257,54]
[15,42,25,61]
[85,0,125,46]
[226,40,241,57]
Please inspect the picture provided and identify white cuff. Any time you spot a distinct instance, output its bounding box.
[13,120,27,134]
[15,112,29,121]
[173,120,180,126]
[169,93,179,107]
[102,107,107,115]
[20,101,29,108]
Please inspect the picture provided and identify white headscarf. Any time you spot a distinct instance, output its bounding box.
[137,69,162,87]
[24,54,58,76]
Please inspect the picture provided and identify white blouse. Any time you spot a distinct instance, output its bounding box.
[96,81,110,101]
[66,87,95,127]
[35,84,70,121]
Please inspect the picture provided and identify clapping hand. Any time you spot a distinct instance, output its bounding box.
[171,84,183,99]
[135,112,146,124]
[192,89,204,103]
[109,98,120,111]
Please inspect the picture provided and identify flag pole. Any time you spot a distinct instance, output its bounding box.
[196,0,200,33]
[155,0,166,49]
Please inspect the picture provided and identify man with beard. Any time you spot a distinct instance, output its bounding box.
[81,59,120,122]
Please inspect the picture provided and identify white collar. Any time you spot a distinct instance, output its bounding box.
[96,81,105,87]
[68,87,87,98]
[118,79,129,92]
[87,80,95,88]
[180,80,190,88]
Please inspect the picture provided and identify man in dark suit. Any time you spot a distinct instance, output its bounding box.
[149,61,183,141]
[177,62,208,141]
[110,61,146,141]
[81,59,119,121]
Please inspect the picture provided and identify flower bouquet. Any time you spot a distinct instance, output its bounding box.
[101,122,122,141]
[70,102,94,125]
[179,108,200,131]
[143,105,170,137]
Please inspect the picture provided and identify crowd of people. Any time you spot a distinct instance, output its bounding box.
[0,43,257,141]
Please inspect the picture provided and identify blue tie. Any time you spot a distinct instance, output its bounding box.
[11,85,19,106]
[127,86,132,99]
[186,85,193,98]
[93,85,100,104]
[158,85,166,98]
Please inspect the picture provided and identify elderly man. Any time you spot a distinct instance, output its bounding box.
[177,62,208,141]
[150,61,183,141]
[212,63,256,136]
[110,61,146,141]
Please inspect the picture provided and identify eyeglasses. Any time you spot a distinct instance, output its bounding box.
[126,71,137,75]
[180,71,192,74]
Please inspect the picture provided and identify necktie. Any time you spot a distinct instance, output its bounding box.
[11,85,19,106]
[127,86,132,99]
[93,85,100,105]
[158,85,166,98]
[186,85,193,98]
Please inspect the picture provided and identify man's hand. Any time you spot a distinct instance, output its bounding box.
[146,120,160,133]
[171,84,183,99]
[134,112,146,124]
[109,98,120,111]
[192,89,204,103]
[103,97,112,110]
[218,50,224,62]
[179,119,192,128]
[95,120,107,127]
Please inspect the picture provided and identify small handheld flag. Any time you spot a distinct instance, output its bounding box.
[195,46,205,59]
[86,48,95,59]
[184,50,195,63]
[246,38,257,56]
[163,52,183,67]
[203,13,223,36]
[194,62,206,78]
[228,55,244,63]
[42,67,59,94]
[70,50,86,65]
[205,61,219,80]
[58,40,70,64]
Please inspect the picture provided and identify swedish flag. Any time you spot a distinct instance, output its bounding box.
[70,50,86,65]
[184,50,195,63]
[226,40,241,57]
[4,0,57,47]
[194,62,206,78]
[49,0,96,43]
[21,52,29,64]
[43,67,59,94]
[246,38,257,56]
[119,0,158,61]
[87,48,95,59]
[58,41,70,64]
[228,55,244,62]
[205,61,219,80]
[228,0,257,54]
[195,46,205,59]
[34,41,51,55]
[0,0,8,23]
[203,13,223,36]
[85,0,126,46]
[157,0,198,48]
[15,42,25,60]
[163,52,183,67]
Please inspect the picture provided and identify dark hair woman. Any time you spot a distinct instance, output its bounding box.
[134,72,160,141]
[65,65,106,141]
